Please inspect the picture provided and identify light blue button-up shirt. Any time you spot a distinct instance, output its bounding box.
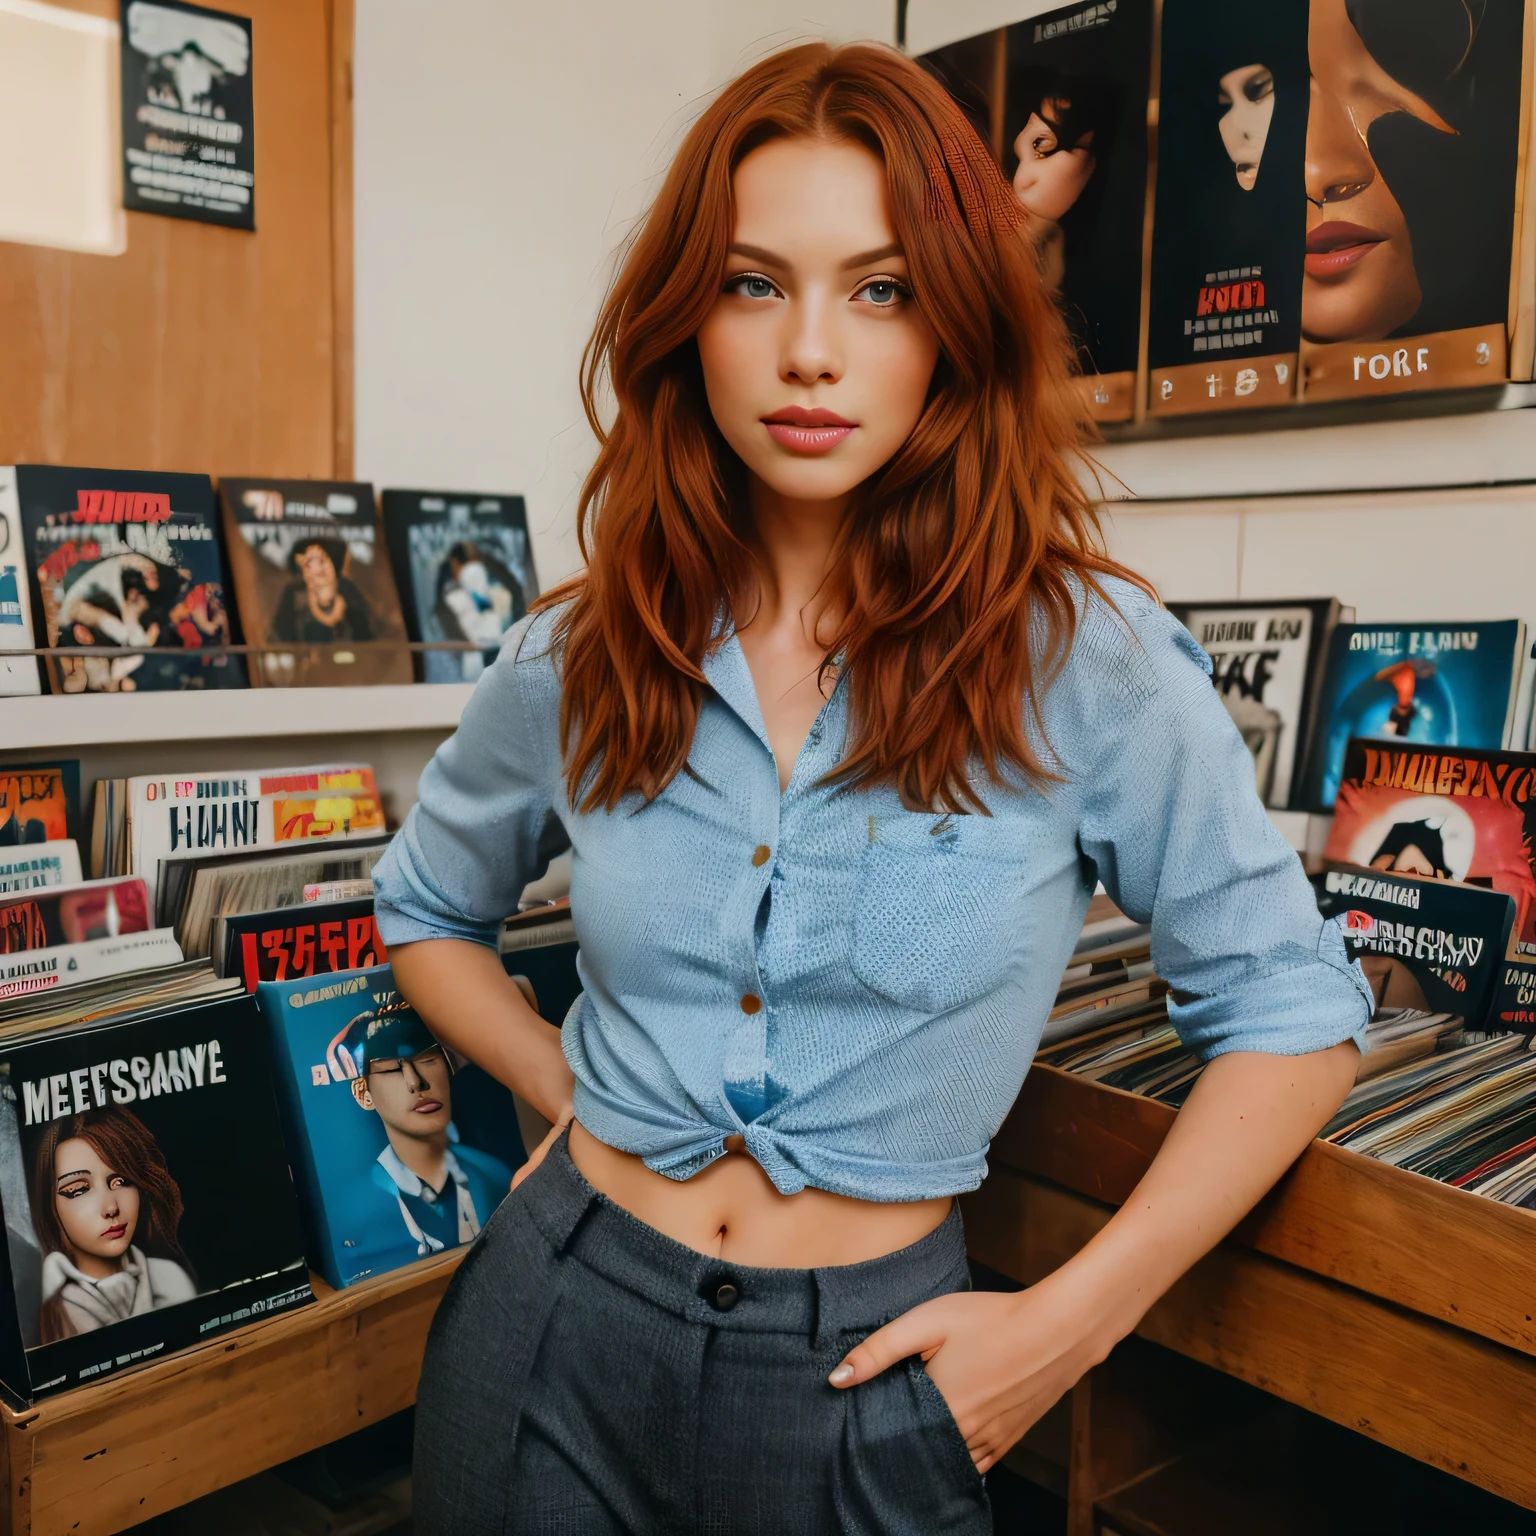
[373,577,1371,1202]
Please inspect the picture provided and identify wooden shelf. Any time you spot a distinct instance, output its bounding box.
[0,685,474,753]
[0,1250,462,1536]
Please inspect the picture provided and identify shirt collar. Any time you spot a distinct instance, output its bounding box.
[377,1142,465,1201]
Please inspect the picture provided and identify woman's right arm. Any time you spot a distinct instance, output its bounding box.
[372,613,574,1123]
[388,939,573,1122]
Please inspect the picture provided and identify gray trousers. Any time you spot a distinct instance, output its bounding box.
[413,1131,992,1534]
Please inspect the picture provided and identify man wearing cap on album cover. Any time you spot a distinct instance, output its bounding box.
[346,1005,511,1257]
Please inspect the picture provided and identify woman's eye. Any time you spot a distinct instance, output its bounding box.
[1032,135,1057,159]
[1246,70,1274,102]
[857,279,907,307]
[108,1176,129,1190]
[59,1183,89,1200]
[726,273,778,300]
[1217,90,1233,109]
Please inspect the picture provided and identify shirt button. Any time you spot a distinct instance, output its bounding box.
[712,1279,740,1311]
[752,844,771,867]
[740,993,762,1014]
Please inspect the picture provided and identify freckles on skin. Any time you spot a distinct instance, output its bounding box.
[694,136,941,507]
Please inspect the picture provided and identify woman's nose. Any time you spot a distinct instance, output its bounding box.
[1304,75,1376,208]
[780,295,842,386]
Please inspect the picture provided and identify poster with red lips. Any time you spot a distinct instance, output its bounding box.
[1298,0,1527,399]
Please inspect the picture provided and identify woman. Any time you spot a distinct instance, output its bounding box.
[272,537,374,644]
[376,43,1368,1533]
[29,1108,197,1344]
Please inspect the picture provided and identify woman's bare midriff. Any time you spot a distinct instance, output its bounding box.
[567,1119,953,1268]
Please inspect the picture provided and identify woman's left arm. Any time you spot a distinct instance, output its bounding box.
[831,585,1372,1466]
[829,1037,1358,1470]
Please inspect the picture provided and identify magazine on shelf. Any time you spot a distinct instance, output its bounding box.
[0,992,311,1400]
[2,762,81,848]
[0,468,41,697]
[256,965,526,1289]
[0,843,82,895]
[118,763,384,910]
[219,897,386,992]
[916,0,1155,422]
[1146,0,1309,414]
[15,465,243,695]
[1312,863,1515,1028]
[1168,597,1345,809]
[1302,621,1526,810]
[380,489,537,684]
[0,878,153,954]
[217,479,412,688]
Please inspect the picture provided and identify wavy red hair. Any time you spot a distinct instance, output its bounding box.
[540,41,1147,814]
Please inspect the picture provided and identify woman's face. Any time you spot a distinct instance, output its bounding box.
[1303,0,1452,342]
[1011,102,1096,222]
[297,544,338,603]
[54,1138,139,1263]
[1217,65,1274,190]
[695,136,940,510]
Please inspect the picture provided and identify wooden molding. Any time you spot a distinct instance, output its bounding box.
[329,0,356,479]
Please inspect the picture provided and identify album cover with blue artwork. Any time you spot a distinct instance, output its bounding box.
[1303,621,1526,810]
[256,964,526,1290]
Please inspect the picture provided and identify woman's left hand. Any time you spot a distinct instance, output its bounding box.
[827,1280,1111,1473]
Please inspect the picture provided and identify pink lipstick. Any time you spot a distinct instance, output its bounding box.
[1304,221,1385,279]
[762,406,856,454]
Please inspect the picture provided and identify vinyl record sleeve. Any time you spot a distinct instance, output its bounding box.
[0,469,41,697]
[0,995,311,1399]
[1302,621,1525,810]
[1168,598,1341,809]
[256,965,525,1290]
[218,480,411,687]
[1297,0,1527,400]
[918,0,1154,420]
[221,898,385,992]
[1146,0,1309,413]
[380,490,537,684]
[18,466,243,695]
[0,763,81,849]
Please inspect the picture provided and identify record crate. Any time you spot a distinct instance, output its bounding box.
[962,1063,1536,1531]
[0,1250,463,1536]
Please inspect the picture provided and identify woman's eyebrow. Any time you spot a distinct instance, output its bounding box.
[726,241,907,269]
[55,1170,92,1185]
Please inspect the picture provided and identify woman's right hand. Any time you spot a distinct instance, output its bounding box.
[512,1104,574,1192]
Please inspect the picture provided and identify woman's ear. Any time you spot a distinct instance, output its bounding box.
[351,1078,374,1112]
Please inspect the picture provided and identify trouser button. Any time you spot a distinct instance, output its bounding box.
[712,1278,740,1311]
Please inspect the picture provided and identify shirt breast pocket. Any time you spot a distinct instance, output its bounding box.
[851,813,1026,1014]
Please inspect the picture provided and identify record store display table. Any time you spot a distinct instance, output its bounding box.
[964,1065,1536,1534]
[0,1250,463,1536]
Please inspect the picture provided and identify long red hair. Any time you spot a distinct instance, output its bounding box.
[540,41,1147,814]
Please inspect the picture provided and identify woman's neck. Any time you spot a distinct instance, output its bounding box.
[738,479,847,639]
[70,1248,126,1282]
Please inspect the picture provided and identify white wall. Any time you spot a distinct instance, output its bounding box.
[353,0,893,589]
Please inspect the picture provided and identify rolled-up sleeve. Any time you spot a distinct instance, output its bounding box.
[1072,585,1371,1060]
[374,614,567,950]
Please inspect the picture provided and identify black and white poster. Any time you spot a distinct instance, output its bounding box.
[119,0,255,231]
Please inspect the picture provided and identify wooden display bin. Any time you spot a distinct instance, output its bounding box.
[0,1251,462,1536]
[963,1064,1536,1529]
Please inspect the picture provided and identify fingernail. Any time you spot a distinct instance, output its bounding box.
[828,1363,854,1386]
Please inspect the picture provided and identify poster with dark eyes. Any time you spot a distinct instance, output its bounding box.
[1298,0,1527,400]
[1147,0,1311,415]
[118,0,255,231]
[917,0,1155,423]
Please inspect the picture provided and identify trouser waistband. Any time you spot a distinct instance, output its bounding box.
[517,1130,969,1352]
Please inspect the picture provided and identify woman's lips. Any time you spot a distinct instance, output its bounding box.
[101,1223,127,1241]
[1304,222,1385,279]
[762,407,856,455]
[412,1098,444,1114]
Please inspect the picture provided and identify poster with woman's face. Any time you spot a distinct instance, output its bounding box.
[918,0,1154,422]
[1299,0,1526,398]
[1147,0,1311,414]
